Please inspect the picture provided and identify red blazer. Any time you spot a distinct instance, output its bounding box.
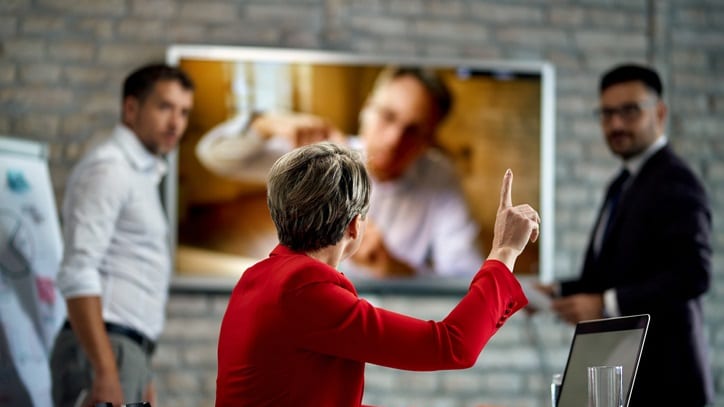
[216,245,527,406]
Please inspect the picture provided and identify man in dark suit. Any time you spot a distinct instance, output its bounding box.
[541,64,714,406]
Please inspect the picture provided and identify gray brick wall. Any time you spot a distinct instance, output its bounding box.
[2,1,722,406]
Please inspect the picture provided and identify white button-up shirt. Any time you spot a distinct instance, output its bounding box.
[347,138,483,276]
[57,125,171,340]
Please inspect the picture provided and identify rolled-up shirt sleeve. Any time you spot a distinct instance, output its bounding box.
[57,158,130,299]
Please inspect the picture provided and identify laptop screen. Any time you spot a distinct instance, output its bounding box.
[556,314,649,407]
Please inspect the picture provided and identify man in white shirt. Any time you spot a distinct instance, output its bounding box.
[196,67,483,278]
[50,64,194,407]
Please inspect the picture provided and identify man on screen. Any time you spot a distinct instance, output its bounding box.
[196,67,483,278]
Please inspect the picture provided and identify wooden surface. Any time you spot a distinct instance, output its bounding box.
[177,190,278,276]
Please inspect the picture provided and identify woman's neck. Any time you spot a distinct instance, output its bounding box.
[305,244,344,269]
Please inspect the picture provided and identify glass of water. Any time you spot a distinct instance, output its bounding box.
[587,365,623,407]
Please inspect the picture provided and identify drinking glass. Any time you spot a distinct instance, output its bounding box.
[587,365,623,407]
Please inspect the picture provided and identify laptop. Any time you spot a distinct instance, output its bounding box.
[556,314,650,407]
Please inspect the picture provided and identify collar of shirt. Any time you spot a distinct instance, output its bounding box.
[369,151,433,195]
[371,164,417,193]
[621,135,667,176]
[112,124,168,184]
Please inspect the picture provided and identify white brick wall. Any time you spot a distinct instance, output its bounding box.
[2,0,723,405]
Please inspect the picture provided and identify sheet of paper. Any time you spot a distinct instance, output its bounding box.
[518,276,552,311]
[73,389,88,407]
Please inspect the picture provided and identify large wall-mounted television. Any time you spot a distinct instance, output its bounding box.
[165,44,555,294]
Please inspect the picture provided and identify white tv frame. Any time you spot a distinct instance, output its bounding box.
[165,44,556,293]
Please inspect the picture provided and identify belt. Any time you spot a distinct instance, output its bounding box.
[63,321,156,355]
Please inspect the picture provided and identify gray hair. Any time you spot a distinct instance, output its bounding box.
[267,142,371,252]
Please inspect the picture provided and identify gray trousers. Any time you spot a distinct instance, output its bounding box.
[50,329,152,407]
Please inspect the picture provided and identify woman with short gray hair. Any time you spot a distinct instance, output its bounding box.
[267,142,371,254]
[216,142,540,406]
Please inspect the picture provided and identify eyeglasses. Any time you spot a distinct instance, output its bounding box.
[593,100,657,123]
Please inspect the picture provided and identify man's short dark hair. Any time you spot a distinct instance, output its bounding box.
[122,63,195,102]
[599,63,663,97]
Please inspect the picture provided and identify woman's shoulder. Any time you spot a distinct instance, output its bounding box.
[281,255,347,290]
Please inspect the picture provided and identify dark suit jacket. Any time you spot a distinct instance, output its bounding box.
[561,145,713,406]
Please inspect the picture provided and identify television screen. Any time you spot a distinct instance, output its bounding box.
[165,45,555,293]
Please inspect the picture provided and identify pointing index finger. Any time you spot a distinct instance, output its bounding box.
[499,169,513,210]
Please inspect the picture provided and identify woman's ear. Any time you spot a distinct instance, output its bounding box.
[347,214,363,240]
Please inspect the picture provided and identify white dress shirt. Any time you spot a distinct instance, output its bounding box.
[57,125,171,340]
[344,137,483,276]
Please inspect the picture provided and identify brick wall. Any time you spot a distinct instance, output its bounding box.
[2,1,722,406]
